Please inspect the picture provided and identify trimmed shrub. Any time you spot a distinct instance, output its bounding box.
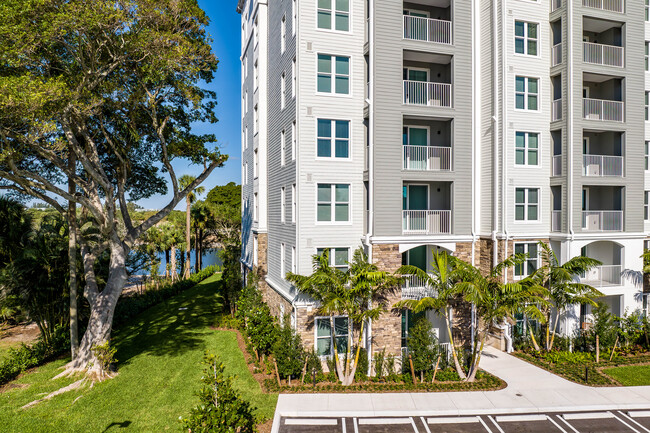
[272,317,304,380]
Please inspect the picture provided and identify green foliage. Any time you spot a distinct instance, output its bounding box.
[220,244,243,315]
[541,350,594,364]
[236,277,278,358]
[407,318,439,374]
[180,353,257,433]
[590,302,619,349]
[91,341,117,373]
[272,317,304,380]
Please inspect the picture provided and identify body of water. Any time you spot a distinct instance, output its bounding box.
[131,249,223,276]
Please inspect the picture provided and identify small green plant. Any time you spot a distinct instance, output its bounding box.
[91,341,118,378]
[541,350,593,364]
[374,348,386,378]
[181,352,257,433]
[407,318,439,377]
[272,316,304,380]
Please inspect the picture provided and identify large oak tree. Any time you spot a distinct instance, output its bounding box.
[0,0,226,378]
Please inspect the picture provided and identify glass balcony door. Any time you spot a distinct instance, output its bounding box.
[403,126,429,170]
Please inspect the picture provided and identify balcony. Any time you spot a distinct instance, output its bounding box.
[403,145,451,171]
[552,155,562,176]
[583,42,624,68]
[403,81,451,107]
[580,241,623,287]
[401,274,437,300]
[582,0,624,13]
[582,265,623,288]
[403,210,451,235]
[552,99,562,122]
[582,211,623,231]
[403,15,452,45]
[552,44,562,67]
[552,210,561,232]
[583,98,623,122]
[583,154,623,177]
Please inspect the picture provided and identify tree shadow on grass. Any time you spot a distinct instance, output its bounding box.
[102,421,131,432]
[113,279,224,365]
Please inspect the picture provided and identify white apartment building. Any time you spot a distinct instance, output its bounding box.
[239,0,648,357]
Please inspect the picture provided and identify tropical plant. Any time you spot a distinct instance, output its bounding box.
[178,175,205,279]
[407,317,439,378]
[272,316,305,380]
[528,242,602,352]
[454,255,547,382]
[393,251,467,379]
[286,248,398,386]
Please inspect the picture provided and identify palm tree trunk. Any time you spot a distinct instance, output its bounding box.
[194,226,199,274]
[346,321,366,386]
[445,311,467,379]
[344,320,353,381]
[548,310,561,351]
[329,316,344,383]
[184,196,191,279]
[545,311,551,351]
[170,245,177,281]
[526,318,540,351]
[466,332,487,382]
[165,249,170,278]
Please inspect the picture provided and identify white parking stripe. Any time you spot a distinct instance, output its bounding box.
[420,417,432,433]
[410,417,419,432]
[611,412,641,433]
[547,415,568,432]
[619,412,650,433]
[563,412,615,420]
[427,417,480,424]
[556,415,581,433]
[342,417,346,433]
[487,415,506,433]
[477,417,494,433]
[630,411,650,419]
[358,418,412,425]
[353,418,359,433]
[496,414,547,423]
[285,418,338,425]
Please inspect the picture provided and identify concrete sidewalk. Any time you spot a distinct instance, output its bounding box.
[272,347,650,431]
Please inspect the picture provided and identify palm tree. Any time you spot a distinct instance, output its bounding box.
[529,242,602,352]
[454,255,547,382]
[178,175,205,279]
[393,251,467,379]
[286,248,398,386]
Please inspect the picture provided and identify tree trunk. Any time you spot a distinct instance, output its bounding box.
[195,226,200,274]
[184,196,191,279]
[170,245,177,281]
[466,332,487,382]
[548,310,561,352]
[68,151,79,359]
[165,249,170,278]
[445,311,467,379]
[329,316,344,383]
[198,228,203,271]
[526,318,540,351]
[66,238,128,380]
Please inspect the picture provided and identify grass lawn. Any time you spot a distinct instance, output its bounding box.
[602,365,650,386]
[0,274,278,432]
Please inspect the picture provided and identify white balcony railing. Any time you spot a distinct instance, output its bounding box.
[583,154,624,177]
[552,99,562,121]
[582,0,624,13]
[403,80,452,108]
[552,43,562,66]
[401,274,437,300]
[553,155,562,176]
[403,145,451,171]
[583,98,624,122]
[552,210,561,232]
[581,265,623,288]
[552,0,562,11]
[403,210,452,235]
[582,210,623,231]
[583,42,624,68]
[403,15,452,45]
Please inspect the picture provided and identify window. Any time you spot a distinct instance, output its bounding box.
[317,55,350,95]
[281,15,286,53]
[281,187,286,223]
[292,57,296,98]
[254,61,259,90]
[646,192,649,220]
[281,130,286,166]
[291,121,297,160]
[514,243,539,277]
[646,42,649,71]
[515,188,539,221]
[253,236,259,266]
[243,162,248,185]
[243,56,247,80]
[316,247,349,272]
[292,0,296,35]
[291,246,296,273]
[244,91,248,113]
[315,316,349,356]
[281,72,286,110]
[646,141,649,171]
[253,149,259,178]
[254,104,259,133]
[646,92,649,121]
[291,184,296,223]
[515,77,538,110]
[317,0,350,32]
[254,193,258,221]
[515,132,539,166]
[317,184,350,222]
[515,21,538,56]
[281,243,286,278]
[317,119,350,158]
[647,0,649,22]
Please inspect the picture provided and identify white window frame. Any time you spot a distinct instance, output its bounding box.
[316,247,350,272]
[254,104,259,134]
[244,126,248,150]
[281,129,286,166]
[291,246,297,273]
[253,149,259,178]
[291,121,297,161]
[281,186,286,223]
[253,236,259,266]
[281,15,286,53]
[316,118,351,159]
[514,243,540,279]
[515,76,539,111]
[292,57,296,98]
[316,183,351,223]
[514,20,539,57]
[243,162,248,185]
[515,187,540,222]
[281,72,286,110]
[645,141,649,171]
[254,60,259,91]
[317,54,351,96]
[291,183,296,223]
[515,132,540,166]
[316,0,351,33]
[645,191,649,221]
[314,316,349,357]
[281,243,286,279]
[253,192,258,222]
[292,0,297,36]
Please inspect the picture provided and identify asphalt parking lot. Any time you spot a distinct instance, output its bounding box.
[279,410,650,432]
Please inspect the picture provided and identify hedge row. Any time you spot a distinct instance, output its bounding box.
[0,266,219,386]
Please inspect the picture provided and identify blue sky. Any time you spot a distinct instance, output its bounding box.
[138,1,241,210]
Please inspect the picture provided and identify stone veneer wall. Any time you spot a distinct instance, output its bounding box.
[371,244,403,356]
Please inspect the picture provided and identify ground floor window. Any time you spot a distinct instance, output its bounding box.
[315,316,349,356]
[514,243,539,277]
[401,310,425,350]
